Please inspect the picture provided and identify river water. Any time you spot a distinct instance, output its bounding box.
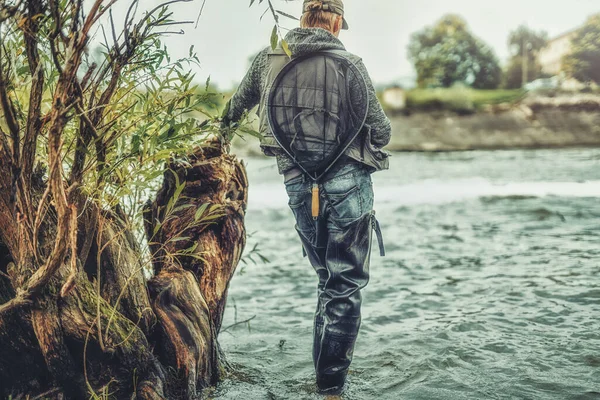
[203,149,600,400]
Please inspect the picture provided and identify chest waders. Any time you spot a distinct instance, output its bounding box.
[268,46,386,394]
[266,50,370,244]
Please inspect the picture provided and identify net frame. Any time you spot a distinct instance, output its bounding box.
[266,50,369,181]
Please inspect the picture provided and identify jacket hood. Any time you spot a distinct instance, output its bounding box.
[284,27,346,57]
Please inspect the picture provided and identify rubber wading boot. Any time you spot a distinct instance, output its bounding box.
[315,212,373,393]
[294,226,328,368]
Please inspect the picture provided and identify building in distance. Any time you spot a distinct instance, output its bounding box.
[539,30,577,76]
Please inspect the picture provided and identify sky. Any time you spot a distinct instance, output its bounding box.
[92,0,600,90]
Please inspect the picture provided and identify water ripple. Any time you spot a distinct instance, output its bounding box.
[208,149,600,399]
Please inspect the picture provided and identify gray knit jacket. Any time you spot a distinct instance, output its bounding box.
[226,27,392,174]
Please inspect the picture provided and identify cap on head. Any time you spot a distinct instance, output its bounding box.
[302,0,349,30]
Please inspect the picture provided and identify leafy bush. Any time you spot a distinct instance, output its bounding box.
[563,14,600,85]
[403,88,524,114]
[408,14,502,89]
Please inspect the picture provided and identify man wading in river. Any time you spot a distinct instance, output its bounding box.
[223,0,391,394]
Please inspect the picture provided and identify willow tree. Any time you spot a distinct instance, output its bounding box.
[0,0,248,398]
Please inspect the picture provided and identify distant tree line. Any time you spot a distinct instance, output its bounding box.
[563,14,600,85]
[408,13,600,90]
[408,15,502,89]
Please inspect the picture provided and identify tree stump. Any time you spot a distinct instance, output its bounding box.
[0,141,248,399]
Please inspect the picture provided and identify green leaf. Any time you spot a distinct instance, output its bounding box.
[268,1,278,23]
[165,181,185,215]
[202,212,225,222]
[239,126,264,140]
[170,236,191,243]
[270,25,278,50]
[276,10,299,21]
[221,100,231,120]
[131,134,141,154]
[166,197,175,216]
[173,203,195,213]
[194,203,210,221]
[16,65,30,76]
[185,242,199,254]
[281,40,292,57]
[183,253,208,263]
[152,221,162,236]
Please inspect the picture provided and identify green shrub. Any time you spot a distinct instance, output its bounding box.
[403,88,524,114]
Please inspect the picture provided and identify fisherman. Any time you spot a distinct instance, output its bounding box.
[223,0,391,394]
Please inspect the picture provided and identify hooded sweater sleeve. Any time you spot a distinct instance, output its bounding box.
[356,60,392,148]
[225,49,268,124]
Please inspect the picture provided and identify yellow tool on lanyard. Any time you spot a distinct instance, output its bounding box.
[312,183,319,219]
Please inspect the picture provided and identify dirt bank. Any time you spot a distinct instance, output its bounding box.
[230,95,600,155]
[387,95,600,151]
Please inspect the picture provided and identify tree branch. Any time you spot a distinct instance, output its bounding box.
[21,1,46,192]
[0,0,103,317]
[0,59,21,161]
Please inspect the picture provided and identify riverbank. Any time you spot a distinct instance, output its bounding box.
[386,92,600,151]
[230,93,600,155]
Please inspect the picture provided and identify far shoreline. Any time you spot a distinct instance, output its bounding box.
[385,142,600,153]
[231,92,600,157]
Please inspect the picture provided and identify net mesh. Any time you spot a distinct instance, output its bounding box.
[267,51,369,178]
